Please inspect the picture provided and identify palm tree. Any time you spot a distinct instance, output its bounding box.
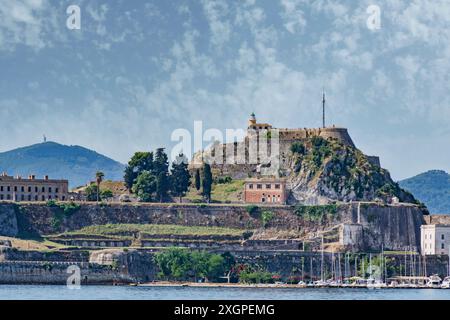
[95,171,105,203]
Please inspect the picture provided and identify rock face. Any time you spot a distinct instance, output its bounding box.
[0,205,18,237]
[286,137,417,205]
[89,249,157,282]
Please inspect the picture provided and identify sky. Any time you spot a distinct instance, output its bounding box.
[0,0,449,180]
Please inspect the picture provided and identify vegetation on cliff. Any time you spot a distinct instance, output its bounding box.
[289,137,417,203]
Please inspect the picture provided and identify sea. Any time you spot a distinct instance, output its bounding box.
[0,285,450,300]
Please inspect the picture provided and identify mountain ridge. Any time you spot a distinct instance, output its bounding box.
[399,170,450,214]
[0,141,125,189]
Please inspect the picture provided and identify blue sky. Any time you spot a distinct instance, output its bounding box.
[0,0,449,180]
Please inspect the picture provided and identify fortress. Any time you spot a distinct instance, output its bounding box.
[191,113,380,179]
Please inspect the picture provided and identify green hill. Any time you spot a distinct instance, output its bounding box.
[0,142,125,189]
[399,170,450,214]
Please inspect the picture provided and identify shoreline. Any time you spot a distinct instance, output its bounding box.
[136,281,447,290]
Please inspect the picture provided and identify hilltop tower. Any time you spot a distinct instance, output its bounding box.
[248,112,257,127]
[322,90,326,128]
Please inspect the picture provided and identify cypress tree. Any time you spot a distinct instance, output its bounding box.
[171,154,191,203]
[202,163,213,203]
[195,169,201,191]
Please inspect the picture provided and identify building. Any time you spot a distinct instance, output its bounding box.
[0,173,69,202]
[421,224,450,255]
[244,178,287,204]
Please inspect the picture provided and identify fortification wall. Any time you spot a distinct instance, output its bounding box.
[0,261,131,284]
[0,202,426,252]
[424,215,450,225]
[190,127,356,175]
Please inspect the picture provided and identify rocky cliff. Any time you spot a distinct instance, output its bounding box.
[286,136,417,205]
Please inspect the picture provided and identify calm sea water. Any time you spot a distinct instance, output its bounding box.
[1,285,450,300]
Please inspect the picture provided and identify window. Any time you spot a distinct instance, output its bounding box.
[41,195,45,201]
[266,184,271,189]
[7,186,10,192]
[442,243,445,249]
[21,195,24,201]
[28,195,31,201]
[35,186,38,192]
[257,184,262,189]
[442,234,445,240]
[0,186,3,191]
[275,184,280,189]
[49,187,52,193]
[7,194,10,200]
[55,188,59,193]
[248,184,253,189]
[34,195,38,201]
[28,186,31,192]
[14,186,17,192]
[42,187,45,192]
[0,195,3,200]
[21,186,24,192]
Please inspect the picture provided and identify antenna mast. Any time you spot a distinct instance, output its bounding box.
[322,89,326,128]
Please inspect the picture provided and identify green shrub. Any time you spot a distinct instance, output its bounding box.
[46,200,57,207]
[294,204,338,221]
[154,249,231,282]
[290,142,306,155]
[58,202,81,216]
[215,176,232,184]
[238,267,276,284]
[261,211,274,228]
[245,205,259,215]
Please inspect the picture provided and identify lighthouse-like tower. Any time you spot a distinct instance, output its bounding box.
[248,112,257,127]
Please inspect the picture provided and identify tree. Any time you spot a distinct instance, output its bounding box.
[85,184,99,201]
[194,169,201,191]
[153,148,169,176]
[171,154,191,203]
[132,171,157,202]
[95,171,104,203]
[202,163,213,203]
[101,189,113,201]
[124,152,154,191]
[154,148,169,202]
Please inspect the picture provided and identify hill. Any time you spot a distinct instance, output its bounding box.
[399,170,450,214]
[286,136,417,205]
[0,142,125,189]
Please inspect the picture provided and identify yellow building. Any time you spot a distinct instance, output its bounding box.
[0,173,69,202]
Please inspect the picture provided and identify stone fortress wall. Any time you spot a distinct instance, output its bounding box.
[190,115,380,178]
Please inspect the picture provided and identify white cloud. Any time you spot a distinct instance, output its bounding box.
[280,0,307,34]
[0,0,50,50]
[201,0,231,49]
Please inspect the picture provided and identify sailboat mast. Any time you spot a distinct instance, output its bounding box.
[321,236,324,282]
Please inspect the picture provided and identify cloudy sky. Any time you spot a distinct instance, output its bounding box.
[0,0,449,180]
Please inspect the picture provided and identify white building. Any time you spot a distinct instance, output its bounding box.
[421,224,450,255]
